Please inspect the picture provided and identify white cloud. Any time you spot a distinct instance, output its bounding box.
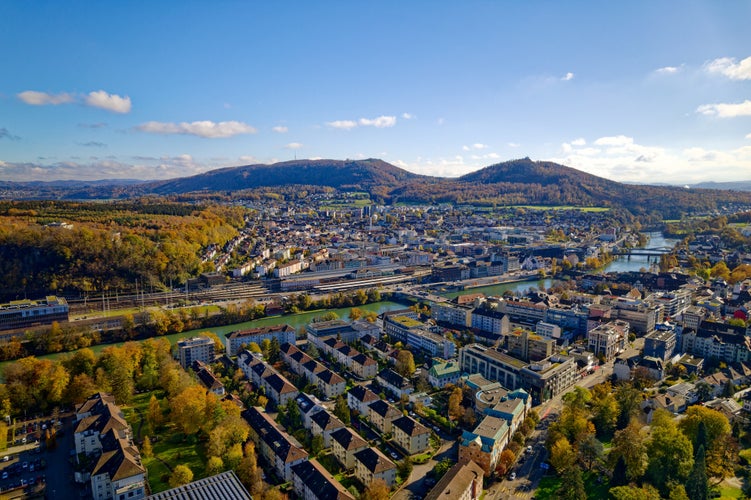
[463,143,489,151]
[402,113,414,120]
[272,126,288,133]
[359,115,397,128]
[326,120,358,130]
[594,135,634,147]
[285,142,303,150]
[655,66,680,75]
[561,72,575,81]
[85,90,132,113]
[508,142,520,148]
[470,153,501,160]
[746,133,751,139]
[17,90,74,105]
[696,100,751,118]
[571,138,586,146]
[238,155,258,164]
[705,56,751,80]
[137,120,257,138]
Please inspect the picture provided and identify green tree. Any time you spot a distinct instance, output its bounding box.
[334,395,351,425]
[615,383,642,430]
[610,422,648,482]
[557,464,586,500]
[685,445,708,500]
[169,464,194,488]
[646,411,694,494]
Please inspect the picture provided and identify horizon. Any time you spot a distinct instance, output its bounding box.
[1,2,750,184]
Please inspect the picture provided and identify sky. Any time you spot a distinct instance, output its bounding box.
[1,1,750,184]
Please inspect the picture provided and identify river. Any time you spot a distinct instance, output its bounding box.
[601,231,680,273]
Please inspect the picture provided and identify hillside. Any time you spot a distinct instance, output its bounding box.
[144,158,426,195]
[3,157,751,220]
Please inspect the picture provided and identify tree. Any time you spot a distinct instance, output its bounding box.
[397,456,413,480]
[206,456,224,476]
[611,455,628,487]
[170,385,210,435]
[578,435,604,470]
[395,350,416,377]
[248,342,262,354]
[557,464,586,500]
[224,442,243,470]
[608,485,661,500]
[362,479,391,500]
[685,445,709,500]
[334,395,351,425]
[141,436,152,458]
[610,422,648,482]
[448,386,464,423]
[147,394,163,431]
[590,382,618,437]
[432,458,453,479]
[237,441,263,498]
[646,411,694,494]
[496,449,515,476]
[311,434,324,456]
[615,383,642,430]
[550,438,576,474]
[668,484,690,500]
[169,465,194,488]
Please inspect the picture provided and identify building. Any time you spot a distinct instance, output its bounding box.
[428,360,462,389]
[353,448,397,488]
[470,308,510,337]
[459,344,527,391]
[368,400,402,435]
[347,386,380,416]
[225,324,296,356]
[643,327,677,361]
[310,409,346,448]
[177,336,215,370]
[193,361,225,396]
[391,416,431,455]
[74,393,147,500]
[518,354,578,405]
[147,471,251,500]
[506,329,555,362]
[424,460,484,500]
[458,415,509,476]
[290,459,355,500]
[0,295,69,332]
[330,427,369,470]
[681,320,751,364]
[383,315,456,359]
[376,369,414,399]
[243,407,309,482]
[587,321,628,362]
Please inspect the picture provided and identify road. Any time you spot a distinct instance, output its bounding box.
[391,438,457,500]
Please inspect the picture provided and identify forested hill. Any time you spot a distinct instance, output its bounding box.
[3,157,751,219]
[144,158,428,195]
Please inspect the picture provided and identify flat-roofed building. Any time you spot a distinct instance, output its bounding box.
[587,321,628,362]
[177,336,215,370]
[459,344,527,391]
[0,295,69,332]
[458,415,509,476]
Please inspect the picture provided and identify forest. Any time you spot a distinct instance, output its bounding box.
[0,200,247,301]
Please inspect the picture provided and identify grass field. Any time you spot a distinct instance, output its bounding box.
[122,390,207,493]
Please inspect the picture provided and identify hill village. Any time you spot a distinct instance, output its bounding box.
[2,199,751,500]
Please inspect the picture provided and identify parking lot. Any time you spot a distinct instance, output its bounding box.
[0,449,47,497]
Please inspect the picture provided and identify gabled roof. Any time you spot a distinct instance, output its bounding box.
[311,410,346,432]
[91,432,145,482]
[354,447,396,473]
[369,399,400,419]
[392,416,430,437]
[318,369,345,386]
[330,427,368,451]
[243,407,309,464]
[348,386,379,404]
[290,460,355,500]
[424,460,484,500]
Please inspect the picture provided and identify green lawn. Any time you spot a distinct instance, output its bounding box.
[533,471,609,500]
[717,484,743,499]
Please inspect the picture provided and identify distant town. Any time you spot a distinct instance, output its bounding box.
[1,189,751,500]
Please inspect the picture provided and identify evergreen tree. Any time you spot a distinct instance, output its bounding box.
[334,395,351,425]
[557,464,587,500]
[685,445,709,500]
[694,422,707,459]
[611,455,628,487]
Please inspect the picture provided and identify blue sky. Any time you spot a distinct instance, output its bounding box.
[1,1,750,183]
